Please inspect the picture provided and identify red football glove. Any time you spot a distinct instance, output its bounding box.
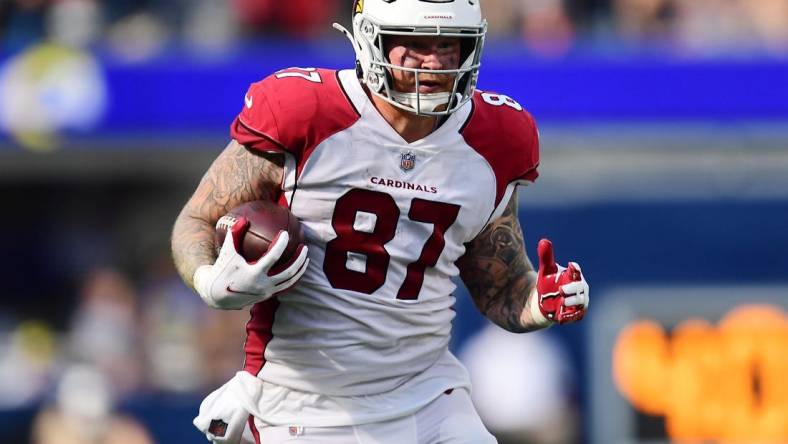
[529,239,589,325]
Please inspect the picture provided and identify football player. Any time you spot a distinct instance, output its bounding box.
[172,0,590,443]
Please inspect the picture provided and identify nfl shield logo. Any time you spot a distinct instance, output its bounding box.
[208,420,228,437]
[400,151,416,171]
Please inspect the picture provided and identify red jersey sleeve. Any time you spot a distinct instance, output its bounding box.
[461,91,540,207]
[230,68,360,159]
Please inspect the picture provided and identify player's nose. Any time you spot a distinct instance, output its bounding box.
[419,47,445,70]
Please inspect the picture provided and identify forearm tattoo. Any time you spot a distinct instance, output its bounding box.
[171,140,283,288]
[458,190,540,333]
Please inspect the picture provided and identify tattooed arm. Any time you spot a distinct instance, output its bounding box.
[457,189,545,333]
[171,140,284,290]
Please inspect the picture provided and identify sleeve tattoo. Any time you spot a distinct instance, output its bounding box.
[171,140,283,289]
[458,190,541,333]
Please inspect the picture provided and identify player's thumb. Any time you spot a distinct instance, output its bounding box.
[537,238,558,275]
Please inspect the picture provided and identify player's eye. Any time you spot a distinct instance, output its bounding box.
[407,40,428,50]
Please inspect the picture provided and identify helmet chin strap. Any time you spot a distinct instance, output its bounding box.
[390,91,452,114]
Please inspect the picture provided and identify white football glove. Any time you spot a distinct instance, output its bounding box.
[193,371,263,444]
[193,218,309,310]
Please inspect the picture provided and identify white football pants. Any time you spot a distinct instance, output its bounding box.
[240,388,497,444]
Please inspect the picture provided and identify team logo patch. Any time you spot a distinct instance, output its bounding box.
[208,419,228,437]
[400,151,416,171]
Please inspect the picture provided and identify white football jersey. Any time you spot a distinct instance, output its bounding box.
[230,68,539,426]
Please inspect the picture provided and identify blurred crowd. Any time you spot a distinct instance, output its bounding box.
[1,0,788,57]
[0,258,251,442]
[486,0,788,56]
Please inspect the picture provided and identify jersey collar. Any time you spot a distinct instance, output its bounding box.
[338,69,472,147]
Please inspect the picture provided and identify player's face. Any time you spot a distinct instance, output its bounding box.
[384,35,461,94]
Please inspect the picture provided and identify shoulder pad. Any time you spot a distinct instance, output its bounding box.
[231,68,360,157]
[461,90,540,205]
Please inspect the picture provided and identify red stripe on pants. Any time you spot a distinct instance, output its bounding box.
[248,415,261,444]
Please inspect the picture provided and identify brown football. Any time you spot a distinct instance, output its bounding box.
[215,200,304,270]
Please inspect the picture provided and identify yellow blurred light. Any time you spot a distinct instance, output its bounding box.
[16,320,57,365]
[0,42,106,151]
[612,320,669,415]
[612,304,788,442]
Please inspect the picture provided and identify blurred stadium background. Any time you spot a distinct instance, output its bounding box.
[1,0,787,443]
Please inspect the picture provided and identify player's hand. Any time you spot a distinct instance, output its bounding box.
[528,238,589,325]
[193,371,263,444]
[193,217,309,310]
